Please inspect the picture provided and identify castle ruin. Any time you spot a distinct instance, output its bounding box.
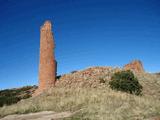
[124,60,144,73]
[34,20,57,95]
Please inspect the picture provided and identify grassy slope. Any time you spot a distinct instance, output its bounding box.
[0,86,37,107]
[0,68,160,120]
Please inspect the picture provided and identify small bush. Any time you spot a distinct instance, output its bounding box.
[109,70,142,95]
[99,77,106,83]
[71,70,78,74]
[56,75,62,79]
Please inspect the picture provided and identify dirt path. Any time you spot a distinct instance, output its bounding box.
[0,111,74,120]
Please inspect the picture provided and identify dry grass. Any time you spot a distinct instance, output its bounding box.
[0,86,160,119]
[0,68,160,120]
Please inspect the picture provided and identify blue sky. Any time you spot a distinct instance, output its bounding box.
[0,0,160,89]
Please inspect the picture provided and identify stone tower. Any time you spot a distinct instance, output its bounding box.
[34,20,57,95]
[124,60,144,73]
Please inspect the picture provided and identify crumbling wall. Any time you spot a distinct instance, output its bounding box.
[124,60,144,73]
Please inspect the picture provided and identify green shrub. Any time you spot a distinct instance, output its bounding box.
[56,75,62,79]
[71,70,78,74]
[109,70,142,95]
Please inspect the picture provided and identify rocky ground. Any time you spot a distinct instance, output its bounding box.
[56,66,121,88]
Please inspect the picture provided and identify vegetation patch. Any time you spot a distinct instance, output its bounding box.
[0,86,37,107]
[109,70,142,95]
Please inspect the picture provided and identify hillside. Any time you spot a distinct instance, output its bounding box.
[57,66,160,99]
[0,86,37,107]
[0,67,160,120]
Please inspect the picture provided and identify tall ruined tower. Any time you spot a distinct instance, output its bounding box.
[35,20,57,95]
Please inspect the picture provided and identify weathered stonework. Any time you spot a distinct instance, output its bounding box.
[34,20,57,95]
[124,60,144,73]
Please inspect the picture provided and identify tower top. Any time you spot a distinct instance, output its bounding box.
[41,20,52,31]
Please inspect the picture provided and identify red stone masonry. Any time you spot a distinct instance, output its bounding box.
[124,60,144,73]
[34,20,57,95]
